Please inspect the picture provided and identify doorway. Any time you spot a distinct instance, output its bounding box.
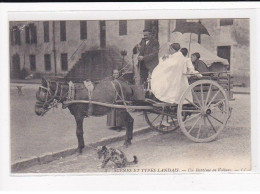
[11,54,21,79]
[100,21,106,48]
[217,46,231,70]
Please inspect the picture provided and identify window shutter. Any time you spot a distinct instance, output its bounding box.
[10,28,14,45]
[29,55,36,71]
[61,53,68,71]
[220,19,233,26]
[119,20,127,36]
[60,21,66,41]
[43,21,49,42]
[44,54,51,71]
[25,26,30,44]
[80,21,87,40]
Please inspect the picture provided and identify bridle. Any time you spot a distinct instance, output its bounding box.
[36,81,68,116]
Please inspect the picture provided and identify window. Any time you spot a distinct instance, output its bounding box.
[10,26,21,45]
[43,21,49,42]
[80,21,87,40]
[119,20,127,36]
[25,23,37,44]
[44,54,51,71]
[60,21,66,41]
[29,55,36,71]
[11,54,21,79]
[144,20,158,39]
[220,19,233,26]
[61,53,68,71]
[217,46,231,69]
[25,26,30,43]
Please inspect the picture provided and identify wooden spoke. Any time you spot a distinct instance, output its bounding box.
[158,115,165,127]
[208,114,223,124]
[191,88,202,107]
[171,117,177,126]
[200,84,204,107]
[206,116,217,133]
[206,89,220,108]
[205,83,212,106]
[197,124,202,138]
[185,98,201,110]
[177,80,229,142]
[188,115,201,134]
[184,113,200,124]
[151,114,161,124]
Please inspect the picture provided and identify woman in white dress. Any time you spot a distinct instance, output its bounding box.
[151,43,201,104]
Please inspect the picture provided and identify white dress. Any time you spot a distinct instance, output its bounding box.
[151,52,199,104]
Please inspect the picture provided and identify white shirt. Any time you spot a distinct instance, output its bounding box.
[151,52,199,104]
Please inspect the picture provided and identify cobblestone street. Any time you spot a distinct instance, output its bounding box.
[15,93,251,173]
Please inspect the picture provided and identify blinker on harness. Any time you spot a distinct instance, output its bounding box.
[37,81,69,116]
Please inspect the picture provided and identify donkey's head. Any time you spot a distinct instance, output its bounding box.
[35,77,60,116]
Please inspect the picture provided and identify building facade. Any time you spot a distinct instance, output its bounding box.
[9,19,249,85]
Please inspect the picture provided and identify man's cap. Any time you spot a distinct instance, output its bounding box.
[170,43,181,51]
[192,52,201,59]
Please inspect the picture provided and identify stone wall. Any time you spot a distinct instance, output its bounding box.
[10,19,250,85]
[10,21,100,77]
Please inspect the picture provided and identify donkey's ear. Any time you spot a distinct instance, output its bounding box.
[41,77,48,87]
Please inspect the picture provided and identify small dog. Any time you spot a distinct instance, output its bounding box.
[97,145,138,168]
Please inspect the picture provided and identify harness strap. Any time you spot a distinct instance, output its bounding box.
[110,81,123,103]
[68,81,75,101]
[111,80,130,113]
[83,81,94,116]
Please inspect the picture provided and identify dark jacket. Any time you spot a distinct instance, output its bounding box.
[193,59,209,73]
[134,38,160,73]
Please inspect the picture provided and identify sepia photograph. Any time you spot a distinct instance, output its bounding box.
[8,16,251,174]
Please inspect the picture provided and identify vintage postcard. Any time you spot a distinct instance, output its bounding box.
[5,6,254,177]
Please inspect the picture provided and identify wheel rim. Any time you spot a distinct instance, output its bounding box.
[177,80,229,142]
[144,111,179,133]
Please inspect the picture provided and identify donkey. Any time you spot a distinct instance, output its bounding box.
[35,77,135,153]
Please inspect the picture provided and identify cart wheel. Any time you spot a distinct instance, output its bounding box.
[177,80,229,143]
[144,111,179,133]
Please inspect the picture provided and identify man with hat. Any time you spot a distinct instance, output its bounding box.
[133,29,159,84]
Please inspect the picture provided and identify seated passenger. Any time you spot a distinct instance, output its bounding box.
[191,52,209,73]
[151,44,201,104]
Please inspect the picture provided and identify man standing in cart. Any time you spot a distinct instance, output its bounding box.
[133,29,160,85]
